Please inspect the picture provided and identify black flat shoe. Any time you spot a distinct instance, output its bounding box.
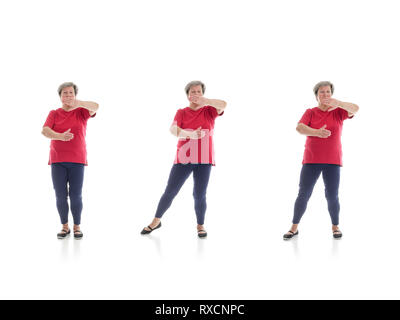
[333,230,342,239]
[198,230,207,238]
[74,230,83,240]
[283,230,299,240]
[141,222,162,235]
[57,229,71,239]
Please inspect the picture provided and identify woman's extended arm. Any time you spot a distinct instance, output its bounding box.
[296,123,331,138]
[322,98,359,116]
[74,100,99,116]
[42,126,74,141]
[205,98,227,114]
[64,99,99,116]
[190,96,227,114]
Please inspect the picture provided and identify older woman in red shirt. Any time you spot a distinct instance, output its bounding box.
[141,81,226,238]
[284,81,359,240]
[42,82,98,239]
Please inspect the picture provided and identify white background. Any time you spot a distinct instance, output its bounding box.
[0,0,399,299]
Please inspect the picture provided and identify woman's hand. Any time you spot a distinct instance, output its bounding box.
[172,125,206,139]
[189,96,208,106]
[320,98,341,112]
[181,127,205,139]
[65,99,81,110]
[59,128,74,141]
[315,125,331,138]
[187,127,205,139]
[62,97,80,111]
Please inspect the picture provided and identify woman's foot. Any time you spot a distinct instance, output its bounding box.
[73,225,83,240]
[283,230,298,240]
[141,218,162,235]
[57,224,70,239]
[332,226,342,239]
[197,225,207,238]
[283,224,299,240]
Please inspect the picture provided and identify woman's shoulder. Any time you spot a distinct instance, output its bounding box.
[176,106,190,114]
[47,108,60,116]
[301,107,315,114]
[50,107,63,113]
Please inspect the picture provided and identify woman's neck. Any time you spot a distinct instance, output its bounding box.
[318,104,329,111]
[62,105,74,111]
[189,103,201,110]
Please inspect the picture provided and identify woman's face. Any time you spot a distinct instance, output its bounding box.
[187,85,203,101]
[61,86,76,105]
[317,85,332,104]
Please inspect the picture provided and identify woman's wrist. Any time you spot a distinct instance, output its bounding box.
[55,132,63,140]
[180,130,191,139]
[203,98,210,106]
[310,128,319,137]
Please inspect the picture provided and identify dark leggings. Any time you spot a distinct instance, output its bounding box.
[155,164,212,225]
[51,162,85,225]
[293,164,341,226]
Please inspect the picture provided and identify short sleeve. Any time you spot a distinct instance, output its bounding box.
[299,108,312,126]
[337,108,352,121]
[173,109,183,127]
[206,105,223,120]
[80,108,96,121]
[43,110,56,129]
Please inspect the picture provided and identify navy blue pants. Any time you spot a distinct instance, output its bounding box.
[51,162,85,225]
[155,164,212,225]
[293,164,341,225]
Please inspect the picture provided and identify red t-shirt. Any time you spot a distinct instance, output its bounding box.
[173,105,223,165]
[43,108,96,165]
[299,107,353,166]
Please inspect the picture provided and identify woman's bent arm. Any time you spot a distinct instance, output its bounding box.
[170,125,204,139]
[296,123,331,138]
[42,126,74,141]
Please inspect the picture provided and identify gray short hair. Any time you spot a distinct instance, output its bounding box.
[185,80,206,95]
[58,82,78,96]
[313,81,334,97]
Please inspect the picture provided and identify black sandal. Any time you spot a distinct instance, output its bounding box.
[333,230,342,239]
[197,229,207,238]
[141,222,162,235]
[57,229,71,239]
[74,229,83,239]
[283,230,299,240]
